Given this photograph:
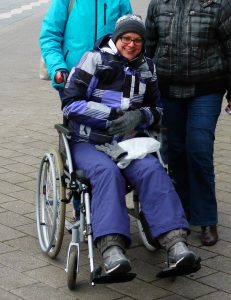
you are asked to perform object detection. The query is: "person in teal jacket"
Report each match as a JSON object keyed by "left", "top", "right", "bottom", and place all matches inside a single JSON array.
[{"left": 40, "top": 0, "right": 132, "bottom": 91}]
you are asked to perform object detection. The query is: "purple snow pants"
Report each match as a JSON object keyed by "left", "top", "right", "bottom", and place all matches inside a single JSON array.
[{"left": 70, "top": 142, "right": 189, "bottom": 243}]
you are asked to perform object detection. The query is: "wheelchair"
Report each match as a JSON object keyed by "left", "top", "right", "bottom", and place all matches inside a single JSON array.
[{"left": 35, "top": 122, "right": 194, "bottom": 290}]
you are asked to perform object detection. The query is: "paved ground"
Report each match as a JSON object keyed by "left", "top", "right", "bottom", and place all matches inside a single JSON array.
[{"left": 0, "top": 2, "right": 231, "bottom": 300}]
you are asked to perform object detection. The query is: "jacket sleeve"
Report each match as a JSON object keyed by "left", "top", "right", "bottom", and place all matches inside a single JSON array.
[
  {"left": 145, "top": 0, "right": 157, "bottom": 59},
  {"left": 40, "top": 0, "right": 70, "bottom": 81},
  {"left": 139, "top": 60, "right": 161, "bottom": 128},
  {"left": 217, "top": 0, "right": 231, "bottom": 100},
  {"left": 119, "top": 0, "right": 133, "bottom": 16},
  {"left": 62, "top": 52, "right": 117, "bottom": 130}
]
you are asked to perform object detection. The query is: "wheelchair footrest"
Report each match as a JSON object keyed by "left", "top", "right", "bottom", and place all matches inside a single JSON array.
[
  {"left": 156, "top": 257, "right": 201, "bottom": 278},
  {"left": 91, "top": 266, "right": 136, "bottom": 284}
]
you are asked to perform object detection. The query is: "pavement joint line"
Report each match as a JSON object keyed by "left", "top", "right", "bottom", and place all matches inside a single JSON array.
[{"left": 0, "top": 0, "right": 50, "bottom": 20}]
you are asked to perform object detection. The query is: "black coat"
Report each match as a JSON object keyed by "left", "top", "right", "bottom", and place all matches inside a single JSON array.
[{"left": 145, "top": 0, "right": 231, "bottom": 99}]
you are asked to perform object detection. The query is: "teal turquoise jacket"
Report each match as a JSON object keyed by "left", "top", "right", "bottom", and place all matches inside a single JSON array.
[{"left": 39, "top": 0, "right": 132, "bottom": 89}]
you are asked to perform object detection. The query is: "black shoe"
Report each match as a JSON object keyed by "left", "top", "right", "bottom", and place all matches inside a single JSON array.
[{"left": 201, "top": 225, "right": 218, "bottom": 246}]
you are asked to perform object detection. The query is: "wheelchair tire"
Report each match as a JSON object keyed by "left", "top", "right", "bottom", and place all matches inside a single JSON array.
[
  {"left": 36, "top": 149, "right": 66, "bottom": 257},
  {"left": 47, "top": 148, "right": 66, "bottom": 258},
  {"left": 137, "top": 219, "right": 156, "bottom": 252},
  {"left": 67, "top": 251, "right": 78, "bottom": 290}
]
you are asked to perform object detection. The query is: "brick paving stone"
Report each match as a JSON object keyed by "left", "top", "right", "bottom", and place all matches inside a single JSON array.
[
  {"left": 0, "top": 211, "right": 34, "bottom": 227},
  {"left": 0, "top": 181, "right": 24, "bottom": 194},
  {"left": 0, "top": 207, "right": 6, "bottom": 213},
  {"left": 5, "top": 236, "right": 42, "bottom": 255},
  {"left": 0, "top": 194, "right": 16, "bottom": 205},
  {"left": 24, "top": 265, "right": 68, "bottom": 288},
  {"left": 16, "top": 222, "right": 37, "bottom": 238},
  {"left": 9, "top": 189, "right": 35, "bottom": 204},
  {"left": 197, "top": 272, "right": 231, "bottom": 294},
  {"left": 216, "top": 181, "right": 230, "bottom": 193},
  {"left": 0, "top": 242, "right": 16, "bottom": 255},
  {"left": 11, "top": 283, "right": 76, "bottom": 300},
  {"left": 0, "top": 224, "right": 26, "bottom": 242},
  {"left": 0, "top": 166, "right": 8, "bottom": 174},
  {"left": 0, "top": 149, "right": 23, "bottom": 159},
  {"left": 1, "top": 200, "right": 35, "bottom": 215},
  {"left": 11, "top": 155, "right": 41, "bottom": 166},
  {"left": 109, "top": 278, "right": 171, "bottom": 300},
  {"left": 218, "top": 201, "right": 231, "bottom": 214},
  {"left": 0, "top": 288, "right": 22, "bottom": 300},
  {"left": 153, "top": 277, "right": 216, "bottom": 299},
  {"left": 196, "top": 291, "right": 231, "bottom": 299},
  {"left": 17, "top": 179, "right": 36, "bottom": 192},
  {"left": 201, "top": 240, "right": 231, "bottom": 258},
  {"left": 185, "top": 230, "right": 202, "bottom": 247},
  {"left": 24, "top": 212, "right": 36, "bottom": 221},
  {"left": 189, "top": 246, "right": 217, "bottom": 261},
  {"left": 216, "top": 165, "right": 231, "bottom": 174},
  {"left": 0, "top": 250, "right": 48, "bottom": 272},
  {"left": 132, "top": 259, "right": 162, "bottom": 282},
  {"left": 2, "top": 142, "right": 36, "bottom": 151},
  {"left": 216, "top": 172, "right": 231, "bottom": 183},
  {"left": 218, "top": 226, "right": 231, "bottom": 243},
  {"left": 202, "top": 255, "right": 231, "bottom": 275},
  {"left": 128, "top": 246, "right": 166, "bottom": 266},
  {"left": 0, "top": 171, "right": 32, "bottom": 184},
  {"left": 2, "top": 162, "right": 37, "bottom": 175},
  {"left": 219, "top": 213, "right": 231, "bottom": 228},
  {"left": 0, "top": 157, "right": 15, "bottom": 167},
  {"left": 60, "top": 283, "right": 124, "bottom": 300},
  {"left": 185, "top": 265, "right": 217, "bottom": 280},
  {"left": 158, "top": 296, "right": 188, "bottom": 300},
  {"left": 0, "top": 266, "right": 37, "bottom": 291}
]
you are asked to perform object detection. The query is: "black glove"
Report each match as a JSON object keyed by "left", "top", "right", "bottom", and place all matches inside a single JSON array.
[
  {"left": 95, "top": 141, "right": 128, "bottom": 162},
  {"left": 148, "top": 107, "right": 162, "bottom": 133},
  {"left": 108, "top": 110, "right": 143, "bottom": 135},
  {"left": 55, "top": 69, "right": 69, "bottom": 84}
]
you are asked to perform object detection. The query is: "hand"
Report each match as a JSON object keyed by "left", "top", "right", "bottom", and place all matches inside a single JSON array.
[
  {"left": 108, "top": 110, "right": 143, "bottom": 135},
  {"left": 95, "top": 141, "right": 128, "bottom": 162},
  {"left": 55, "top": 69, "right": 69, "bottom": 84},
  {"left": 225, "top": 100, "right": 231, "bottom": 115}
]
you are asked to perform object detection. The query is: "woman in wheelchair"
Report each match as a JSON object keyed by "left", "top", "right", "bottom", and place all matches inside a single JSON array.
[{"left": 61, "top": 15, "right": 201, "bottom": 276}]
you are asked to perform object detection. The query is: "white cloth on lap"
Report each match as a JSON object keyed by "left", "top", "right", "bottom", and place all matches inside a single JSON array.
[{"left": 117, "top": 137, "right": 160, "bottom": 169}]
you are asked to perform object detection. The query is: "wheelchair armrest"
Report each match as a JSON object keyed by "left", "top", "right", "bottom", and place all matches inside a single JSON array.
[{"left": 55, "top": 123, "right": 71, "bottom": 136}]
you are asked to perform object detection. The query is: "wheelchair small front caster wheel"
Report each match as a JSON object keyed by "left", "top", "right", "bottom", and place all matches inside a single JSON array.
[{"left": 67, "top": 251, "right": 78, "bottom": 290}]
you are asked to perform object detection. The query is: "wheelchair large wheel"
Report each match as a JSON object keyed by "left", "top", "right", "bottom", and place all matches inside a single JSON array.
[
  {"left": 36, "top": 148, "right": 66, "bottom": 258},
  {"left": 137, "top": 219, "right": 156, "bottom": 252},
  {"left": 67, "top": 251, "right": 78, "bottom": 290}
]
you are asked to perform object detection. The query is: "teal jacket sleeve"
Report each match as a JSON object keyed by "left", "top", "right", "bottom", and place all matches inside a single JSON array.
[
  {"left": 40, "top": 0, "right": 70, "bottom": 83},
  {"left": 120, "top": 0, "right": 132, "bottom": 15}
]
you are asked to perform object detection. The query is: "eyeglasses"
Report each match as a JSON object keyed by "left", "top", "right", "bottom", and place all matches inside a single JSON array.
[{"left": 120, "top": 36, "right": 143, "bottom": 45}]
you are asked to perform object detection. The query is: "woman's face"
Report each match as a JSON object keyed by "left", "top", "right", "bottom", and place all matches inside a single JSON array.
[{"left": 116, "top": 32, "right": 143, "bottom": 61}]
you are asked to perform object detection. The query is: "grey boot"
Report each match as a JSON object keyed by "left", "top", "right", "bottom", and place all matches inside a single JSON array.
[
  {"left": 97, "top": 234, "right": 131, "bottom": 274},
  {"left": 167, "top": 241, "right": 198, "bottom": 269},
  {"left": 103, "top": 245, "right": 131, "bottom": 274},
  {"left": 158, "top": 229, "right": 200, "bottom": 273}
]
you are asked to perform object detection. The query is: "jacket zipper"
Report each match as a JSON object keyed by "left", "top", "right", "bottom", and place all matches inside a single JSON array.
[
  {"left": 104, "top": 3, "right": 107, "bottom": 25},
  {"left": 176, "top": 2, "right": 184, "bottom": 74},
  {"left": 94, "top": 0, "right": 98, "bottom": 42}
]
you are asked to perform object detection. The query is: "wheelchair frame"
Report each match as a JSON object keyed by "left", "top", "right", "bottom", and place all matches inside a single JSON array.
[{"left": 36, "top": 123, "right": 166, "bottom": 290}]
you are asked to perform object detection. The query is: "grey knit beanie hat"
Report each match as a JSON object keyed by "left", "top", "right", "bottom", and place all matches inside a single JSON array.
[{"left": 112, "top": 14, "right": 145, "bottom": 44}]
